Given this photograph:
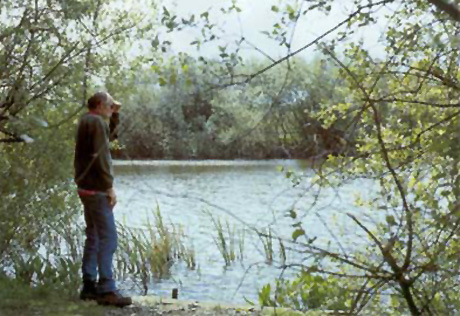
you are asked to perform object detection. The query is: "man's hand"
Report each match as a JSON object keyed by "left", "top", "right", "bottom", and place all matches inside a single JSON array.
[
  {"left": 112, "top": 101, "right": 121, "bottom": 113},
  {"left": 107, "top": 188, "right": 117, "bottom": 207}
]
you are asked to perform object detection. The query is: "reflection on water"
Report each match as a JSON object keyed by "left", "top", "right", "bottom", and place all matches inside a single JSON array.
[
  {"left": 114, "top": 159, "right": 313, "bottom": 175},
  {"left": 113, "top": 159, "right": 377, "bottom": 304}
]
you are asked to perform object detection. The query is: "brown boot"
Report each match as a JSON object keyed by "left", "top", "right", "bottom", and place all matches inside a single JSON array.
[
  {"left": 97, "top": 291, "right": 132, "bottom": 308},
  {"left": 80, "top": 280, "right": 98, "bottom": 301}
]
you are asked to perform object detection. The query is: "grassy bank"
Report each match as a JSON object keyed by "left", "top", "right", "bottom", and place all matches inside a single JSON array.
[
  {"left": 0, "top": 276, "right": 107, "bottom": 316},
  {"left": 0, "top": 276, "right": 326, "bottom": 316}
]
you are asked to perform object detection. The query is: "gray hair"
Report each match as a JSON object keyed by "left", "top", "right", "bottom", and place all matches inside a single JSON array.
[{"left": 87, "top": 92, "right": 114, "bottom": 109}]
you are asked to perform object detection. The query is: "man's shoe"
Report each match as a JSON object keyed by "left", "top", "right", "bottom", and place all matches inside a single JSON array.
[
  {"left": 97, "top": 291, "right": 132, "bottom": 308},
  {"left": 80, "top": 281, "right": 98, "bottom": 301}
]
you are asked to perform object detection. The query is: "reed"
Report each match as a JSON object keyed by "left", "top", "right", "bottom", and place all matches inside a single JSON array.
[
  {"left": 116, "top": 207, "right": 195, "bottom": 293},
  {"left": 238, "top": 228, "right": 245, "bottom": 261},
  {"left": 279, "top": 237, "right": 286, "bottom": 266},
  {"left": 259, "top": 228, "right": 274, "bottom": 265},
  {"left": 206, "top": 211, "right": 238, "bottom": 266},
  {"left": 6, "top": 213, "right": 85, "bottom": 295},
  {"left": 2, "top": 182, "right": 197, "bottom": 298}
]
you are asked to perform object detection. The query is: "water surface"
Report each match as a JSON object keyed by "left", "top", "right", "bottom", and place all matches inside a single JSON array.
[{"left": 113, "top": 160, "right": 378, "bottom": 304}]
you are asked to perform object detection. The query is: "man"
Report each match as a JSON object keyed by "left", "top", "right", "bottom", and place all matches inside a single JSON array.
[{"left": 74, "top": 91, "right": 131, "bottom": 307}]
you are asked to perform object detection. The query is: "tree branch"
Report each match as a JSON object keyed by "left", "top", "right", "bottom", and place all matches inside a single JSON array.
[
  {"left": 209, "top": 0, "right": 395, "bottom": 91},
  {"left": 427, "top": 0, "right": 460, "bottom": 23}
]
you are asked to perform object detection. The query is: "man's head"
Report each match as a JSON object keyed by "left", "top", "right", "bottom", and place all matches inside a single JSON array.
[{"left": 87, "top": 92, "right": 115, "bottom": 119}]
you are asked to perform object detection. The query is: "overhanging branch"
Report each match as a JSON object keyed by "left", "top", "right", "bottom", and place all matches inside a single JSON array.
[{"left": 427, "top": 0, "right": 460, "bottom": 22}]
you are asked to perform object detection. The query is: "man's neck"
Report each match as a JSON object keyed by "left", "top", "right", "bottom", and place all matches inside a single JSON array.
[{"left": 89, "top": 109, "right": 101, "bottom": 116}]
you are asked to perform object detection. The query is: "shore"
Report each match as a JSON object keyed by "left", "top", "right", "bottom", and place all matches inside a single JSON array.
[
  {"left": 101, "top": 295, "right": 335, "bottom": 316},
  {"left": 1, "top": 275, "right": 340, "bottom": 315}
]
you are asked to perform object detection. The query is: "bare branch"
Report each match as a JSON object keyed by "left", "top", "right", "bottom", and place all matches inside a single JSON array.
[
  {"left": 368, "top": 98, "right": 460, "bottom": 108},
  {"left": 209, "top": 0, "right": 395, "bottom": 91}
]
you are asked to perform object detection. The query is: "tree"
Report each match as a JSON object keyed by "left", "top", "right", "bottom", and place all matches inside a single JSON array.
[
  {"left": 235, "top": 1, "right": 460, "bottom": 314},
  {"left": 158, "top": 0, "right": 460, "bottom": 313},
  {"left": 0, "top": 0, "right": 157, "bottom": 290}
]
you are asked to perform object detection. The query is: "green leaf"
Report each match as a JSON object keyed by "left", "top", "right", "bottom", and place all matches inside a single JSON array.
[
  {"left": 386, "top": 215, "right": 397, "bottom": 226},
  {"left": 169, "top": 73, "right": 177, "bottom": 85},
  {"left": 292, "top": 228, "right": 305, "bottom": 242},
  {"left": 163, "top": 6, "right": 170, "bottom": 17},
  {"left": 261, "top": 30, "right": 271, "bottom": 37},
  {"left": 151, "top": 35, "right": 160, "bottom": 49},
  {"left": 243, "top": 296, "right": 255, "bottom": 306},
  {"left": 158, "top": 77, "right": 167, "bottom": 86}
]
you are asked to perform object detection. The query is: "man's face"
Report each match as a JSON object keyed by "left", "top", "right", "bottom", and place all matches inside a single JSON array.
[{"left": 96, "top": 101, "right": 114, "bottom": 119}]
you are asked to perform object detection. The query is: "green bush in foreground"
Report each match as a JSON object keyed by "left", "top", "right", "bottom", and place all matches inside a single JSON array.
[
  {"left": 259, "top": 271, "right": 351, "bottom": 312},
  {"left": 0, "top": 274, "right": 106, "bottom": 316}
]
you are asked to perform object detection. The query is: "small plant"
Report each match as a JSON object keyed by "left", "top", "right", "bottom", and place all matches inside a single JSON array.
[{"left": 259, "top": 271, "right": 352, "bottom": 312}]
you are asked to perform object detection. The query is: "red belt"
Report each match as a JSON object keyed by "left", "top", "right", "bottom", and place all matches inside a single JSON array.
[{"left": 77, "top": 188, "right": 98, "bottom": 197}]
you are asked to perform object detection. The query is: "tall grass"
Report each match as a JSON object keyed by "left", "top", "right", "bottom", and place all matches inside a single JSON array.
[
  {"left": 238, "top": 228, "right": 245, "bottom": 262},
  {"left": 259, "top": 228, "right": 274, "bottom": 265},
  {"left": 212, "top": 216, "right": 236, "bottom": 266},
  {"left": 2, "top": 197, "right": 195, "bottom": 297},
  {"left": 206, "top": 211, "right": 245, "bottom": 266},
  {"left": 278, "top": 237, "right": 286, "bottom": 266},
  {"left": 6, "top": 222, "right": 85, "bottom": 296},
  {"left": 258, "top": 229, "right": 287, "bottom": 265},
  {"left": 116, "top": 207, "right": 195, "bottom": 294}
]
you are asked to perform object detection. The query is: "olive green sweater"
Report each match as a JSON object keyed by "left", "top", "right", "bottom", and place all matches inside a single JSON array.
[{"left": 74, "top": 112, "right": 119, "bottom": 191}]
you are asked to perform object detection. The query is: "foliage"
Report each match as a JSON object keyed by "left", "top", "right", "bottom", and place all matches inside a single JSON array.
[
  {"left": 259, "top": 271, "right": 352, "bottom": 312},
  {"left": 117, "top": 56, "right": 349, "bottom": 159},
  {"left": 0, "top": 0, "right": 155, "bottom": 143},
  {"left": 0, "top": 169, "right": 84, "bottom": 295},
  {"left": 0, "top": 0, "right": 158, "bottom": 301},
  {"left": 250, "top": 0, "right": 460, "bottom": 314},
  {"left": 148, "top": 0, "right": 460, "bottom": 313}
]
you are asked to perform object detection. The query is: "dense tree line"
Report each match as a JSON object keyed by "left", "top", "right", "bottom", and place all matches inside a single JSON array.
[{"left": 116, "top": 57, "right": 351, "bottom": 159}]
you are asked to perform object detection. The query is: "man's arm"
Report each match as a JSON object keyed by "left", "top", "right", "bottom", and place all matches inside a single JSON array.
[
  {"left": 93, "top": 118, "right": 114, "bottom": 191},
  {"left": 109, "top": 112, "right": 120, "bottom": 142}
]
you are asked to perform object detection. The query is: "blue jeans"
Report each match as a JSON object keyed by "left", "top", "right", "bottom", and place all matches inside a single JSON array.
[{"left": 80, "top": 193, "right": 117, "bottom": 293}]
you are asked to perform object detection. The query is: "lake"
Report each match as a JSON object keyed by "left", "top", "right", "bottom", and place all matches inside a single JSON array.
[{"left": 113, "top": 160, "right": 378, "bottom": 304}]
